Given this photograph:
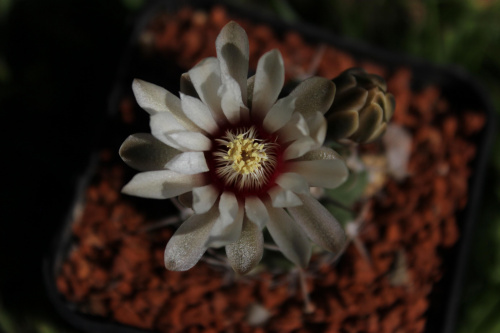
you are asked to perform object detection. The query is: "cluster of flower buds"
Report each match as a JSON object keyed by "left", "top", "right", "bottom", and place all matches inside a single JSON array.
[{"left": 327, "top": 68, "right": 395, "bottom": 143}]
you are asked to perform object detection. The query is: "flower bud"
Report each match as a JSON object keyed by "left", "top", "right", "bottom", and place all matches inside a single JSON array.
[{"left": 327, "top": 68, "right": 395, "bottom": 143}]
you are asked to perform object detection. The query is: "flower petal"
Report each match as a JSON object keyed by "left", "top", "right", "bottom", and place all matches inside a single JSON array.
[
  {"left": 268, "top": 186, "right": 303, "bottom": 208},
  {"left": 364, "top": 122, "right": 387, "bottom": 143},
  {"left": 218, "top": 76, "right": 249, "bottom": 125},
  {"left": 289, "top": 76, "right": 336, "bottom": 117},
  {"left": 282, "top": 136, "right": 316, "bottom": 160},
  {"left": 276, "top": 112, "right": 309, "bottom": 143},
  {"left": 150, "top": 111, "right": 211, "bottom": 151},
  {"left": 164, "top": 130, "right": 212, "bottom": 152},
  {"left": 122, "top": 170, "right": 206, "bottom": 199},
  {"left": 119, "top": 133, "right": 181, "bottom": 171},
  {"left": 245, "top": 196, "right": 269, "bottom": 230},
  {"left": 305, "top": 111, "right": 327, "bottom": 148},
  {"left": 164, "top": 205, "right": 219, "bottom": 271},
  {"left": 287, "top": 194, "right": 346, "bottom": 254},
  {"left": 251, "top": 49, "right": 284, "bottom": 120},
  {"left": 351, "top": 103, "right": 384, "bottom": 143},
  {"left": 216, "top": 21, "right": 249, "bottom": 105},
  {"left": 326, "top": 110, "right": 359, "bottom": 140},
  {"left": 264, "top": 202, "right": 311, "bottom": 268},
  {"left": 132, "top": 79, "right": 199, "bottom": 131},
  {"left": 329, "top": 86, "right": 368, "bottom": 113},
  {"left": 262, "top": 95, "right": 296, "bottom": 133},
  {"left": 274, "top": 173, "right": 310, "bottom": 195},
  {"left": 384, "top": 93, "right": 396, "bottom": 121},
  {"left": 246, "top": 75, "right": 255, "bottom": 109},
  {"left": 178, "top": 191, "right": 193, "bottom": 208},
  {"left": 192, "top": 184, "right": 220, "bottom": 214},
  {"left": 226, "top": 217, "right": 264, "bottom": 275},
  {"left": 165, "top": 151, "right": 209, "bottom": 175},
  {"left": 288, "top": 147, "right": 349, "bottom": 189},
  {"left": 180, "top": 73, "right": 198, "bottom": 98},
  {"left": 295, "top": 146, "right": 344, "bottom": 161},
  {"left": 150, "top": 110, "right": 184, "bottom": 137},
  {"left": 180, "top": 92, "right": 219, "bottom": 134},
  {"left": 206, "top": 192, "right": 244, "bottom": 247},
  {"left": 187, "top": 57, "right": 226, "bottom": 125}
]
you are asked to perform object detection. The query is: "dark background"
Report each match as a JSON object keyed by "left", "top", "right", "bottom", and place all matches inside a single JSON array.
[
  {"left": 1, "top": 1, "right": 134, "bottom": 331},
  {"left": 1, "top": 0, "right": 499, "bottom": 332}
]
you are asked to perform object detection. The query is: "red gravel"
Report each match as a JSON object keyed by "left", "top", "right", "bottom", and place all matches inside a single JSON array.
[{"left": 56, "top": 6, "right": 486, "bottom": 333}]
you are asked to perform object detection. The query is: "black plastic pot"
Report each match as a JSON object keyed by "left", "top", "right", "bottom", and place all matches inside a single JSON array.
[{"left": 43, "top": 1, "right": 496, "bottom": 332}]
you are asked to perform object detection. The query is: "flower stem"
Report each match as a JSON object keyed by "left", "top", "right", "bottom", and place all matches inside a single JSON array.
[
  {"left": 140, "top": 215, "right": 182, "bottom": 232},
  {"left": 200, "top": 257, "right": 229, "bottom": 268},
  {"left": 263, "top": 243, "right": 281, "bottom": 251},
  {"left": 298, "top": 268, "right": 315, "bottom": 314}
]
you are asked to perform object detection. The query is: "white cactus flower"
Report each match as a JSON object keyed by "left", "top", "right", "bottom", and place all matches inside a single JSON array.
[{"left": 119, "top": 21, "right": 348, "bottom": 274}]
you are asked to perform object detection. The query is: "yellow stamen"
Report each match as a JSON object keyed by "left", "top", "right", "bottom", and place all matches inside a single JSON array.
[
  {"left": 224, "top": 134, "right": 268, "bottom": 175},
  {"left": 214, "top": 127, "right": 277, "bottom": 190}
]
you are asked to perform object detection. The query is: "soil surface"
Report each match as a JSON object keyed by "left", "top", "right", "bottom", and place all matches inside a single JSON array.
[{"left": 55, "top": 6, "right": 486, "bottom": 333}]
